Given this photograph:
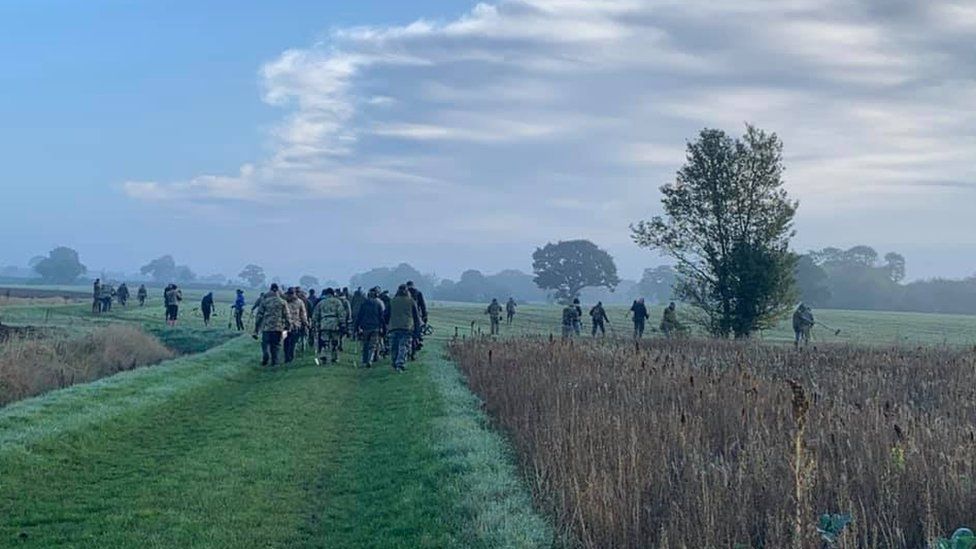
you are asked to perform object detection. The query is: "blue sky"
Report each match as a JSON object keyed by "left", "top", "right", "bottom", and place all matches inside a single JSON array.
[{"left": 2, "top": 1, "right": 975, "bottom": 283}]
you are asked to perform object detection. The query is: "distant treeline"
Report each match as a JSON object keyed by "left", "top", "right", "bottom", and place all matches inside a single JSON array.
[
  {"left": 797, "top": 245, "right": 976, "bottom": 315},
  {"left": 346, "top": 263, "right": 677, "bottom": 306}
]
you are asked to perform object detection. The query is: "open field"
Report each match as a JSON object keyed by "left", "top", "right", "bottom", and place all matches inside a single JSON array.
[{"left": 431, "top": 301, "right": 976, "bottom": 347}]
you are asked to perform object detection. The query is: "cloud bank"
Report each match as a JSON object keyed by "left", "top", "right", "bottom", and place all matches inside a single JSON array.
[{"left": 124, "top": 0, "right": 976, "bottom": 256}]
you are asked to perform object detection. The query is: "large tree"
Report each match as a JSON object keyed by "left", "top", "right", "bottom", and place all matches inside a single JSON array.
[
  {"left": 299, "top": 275, "right": 320, "bottom": 288},
  {"left": 632, "top": 125, "right": 798, "bottom": 338},
  {"left": 140, "top": 255, "right": 177, "bottom": 282},
  {"left": 239, "top": 264, "right": 267, "bottom": 288},
  {"left": 33, "top": 246, "right": 87, "bottom": 284},
  {"left": 637, "top": 265, "right": 678, "bottom": 304},
  {"left": 532, "top": 240, "right": 620, "bottom": 303},
  {"left": 349, "top": 263, "right": 435, "bottom": 293},
  {"left": 140, "top": 255, "right": 196, "bottom": 283}
]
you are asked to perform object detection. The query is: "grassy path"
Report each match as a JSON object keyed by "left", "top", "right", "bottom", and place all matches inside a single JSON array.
[{"left": 0, "top": 331, "right": 550, "bottom": 548}]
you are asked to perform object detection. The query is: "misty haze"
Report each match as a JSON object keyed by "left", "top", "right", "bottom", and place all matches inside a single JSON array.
[{"left": 2, "top": 1, "right": 975, "bottom": 548}]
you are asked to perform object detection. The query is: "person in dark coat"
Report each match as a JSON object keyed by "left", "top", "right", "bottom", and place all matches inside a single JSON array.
[
  {"left": 354, "top": 288, "right": 385, "bottom": 368},
  {"left": 630, "top": 298, "right": 650, "bottom": 339},
  {"left": 201, "top": 292, "right": 215, "bottom": 327}
]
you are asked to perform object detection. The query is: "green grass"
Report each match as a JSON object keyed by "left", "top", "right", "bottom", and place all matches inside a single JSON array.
[
  {"left": 4, "top": 296, "right": 971, "bottom": 547},
  {"left": 0, "top": 300, "right": 239, "bottom": 354},
  {"left": 0, "top": 306, "right": 553, "bottom": 548},
  {"left": 430, "top": 301, "right": 976, "bottom": 347}
]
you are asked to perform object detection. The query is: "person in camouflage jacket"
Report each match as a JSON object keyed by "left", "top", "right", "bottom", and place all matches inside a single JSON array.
[
  {"left": 283, "top": 288, "right": 309, "bottom": 364},
  {"left": 253, "top": 284, "right": 290, "bottom": 367},
  {"left": 312, "top": 288, "right": 345, "bottom": 364}
]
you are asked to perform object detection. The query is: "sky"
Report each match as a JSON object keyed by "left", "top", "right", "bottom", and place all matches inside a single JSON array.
[{"left": 2, "top": 0, "right": 974, "bottom": 283}]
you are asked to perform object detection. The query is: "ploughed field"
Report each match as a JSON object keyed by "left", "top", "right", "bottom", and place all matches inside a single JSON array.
[{"left": 451, "top": 336, "right": 976, "bottom": 548}]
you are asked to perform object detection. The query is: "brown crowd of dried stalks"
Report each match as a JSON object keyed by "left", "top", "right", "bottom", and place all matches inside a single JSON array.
[
  {"left": 0, "top": 325, "right": 173, "bottom": 406},
  {"left": 450, "top": 337, "right": 976, "bottom": 548}
]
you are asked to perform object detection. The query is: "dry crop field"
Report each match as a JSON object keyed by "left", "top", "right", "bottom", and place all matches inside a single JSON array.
[{"left": 451, "top": 337, "right": 976, "bottom": 548}]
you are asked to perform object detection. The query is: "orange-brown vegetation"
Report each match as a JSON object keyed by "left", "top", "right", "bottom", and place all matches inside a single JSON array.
[{"left": 451, "top": 337, "right": 976, "bottom": 548}]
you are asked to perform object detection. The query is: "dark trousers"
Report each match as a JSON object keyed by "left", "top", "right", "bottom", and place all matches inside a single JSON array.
[
  {"left": 634, "top": 320, "right": 646, "bottom": 339},
  {"left": 284, "top": 330, "right": 302, "bottom": 363},
  {"left": 234, "top": 309, "right": 245, "bottom": 331},
  {"left": 261, "top": 331, "right": 283, "bottom": 366},
  {"left": 361, "top": 330, "right": 381, "bottom": 366},
  {"left": 203, "top": 309, "right": 212, "bottom": 326},
  {"left": 592, "top": 319, "right": 605, "bottom": 336},
  {"left": 390, "top": 329, "right": 411, "bottom": 370},
  {"left": 490, "top": 317, "right": 501, "bottom": 335}
]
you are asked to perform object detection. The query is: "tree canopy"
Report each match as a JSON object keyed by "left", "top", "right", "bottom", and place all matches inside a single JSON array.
[
  {"left": 632, "top": 125, "right": 798, "bottom": 338},
  {"left": 140, "top": 255, "right": 196, "bottom": 283},
  {"left": 239, "top": 265, "right": 267, "bottom": 288},
  {"left": 532, "top": 240, "right": 620, "bottom": 303},
  {"left": 349, "top": 263, "right": 435, "bottom": 294},
  {"left": 33, "top": 247, "right": 87, "bottom": 284}
]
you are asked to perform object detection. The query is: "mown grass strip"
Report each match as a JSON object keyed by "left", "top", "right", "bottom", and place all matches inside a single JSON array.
[{"left": 424, "top": 340, "right": 554, "bottom": 548}]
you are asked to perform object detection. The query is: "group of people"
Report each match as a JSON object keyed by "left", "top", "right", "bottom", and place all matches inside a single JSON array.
[
  {"left": 250, "top": 281, "right": 429, "bottom": 372},
  {"left": 484, "top": 297, "right": 517, "bottom": 335},
  {"left": 556, "top": 298, "right": 683, "bottom": 339},
  {"left": 92, "top": 279, "right": 148, "bottom": 313}
]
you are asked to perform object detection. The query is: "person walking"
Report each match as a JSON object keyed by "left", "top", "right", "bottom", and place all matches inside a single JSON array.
[
  {"left": 283, "top": 288, "right": 309, "bottom": 364},
  {"left": 485, "top": 298, "right": 503, "bottom": 335},
  {"left": 99, "top": 283, "right": 115, "bottom": 313},
  {"left": 232, "top": 289, "right": 246, "bottom": 331},
  {"left": 164, "top": 284, "right": 183, "bottom": 327},
  {"left": 350, "top": 287, "right": 365, "bottom": 340},
  {"left": 561, "top": 302, "right": 580, "bottom": 339},
  {"left": 572, "top": 298, "right": 583, "bottom": 336},
  {"left": 338, "top": 288, "right": 352, "bottom": 351},
  {"left": 406, "top": 281, "right": 428, "bottom": 355},
  {"left": 660, "top": 302, "right": 680, "bottom": 338},
  {"left": 353, "top": 288, "right": 385, "bottom": 368},
  {"left": 792, "top": 303, "right": 815, "bottom": 349},
  {"left": 137, "top": 284, "right": 148, "bottom": 307},
  {"left": 589, "top": 301, "right": 609, "bottom": 337},
  {"left": 117, "top": 283, "right": 130, "bottom": 307},
  {"left": 201, "top": 292, "right": 215, "bottom": 327},
  {"left": 630, "top": 298, "right": 650, "bottom": 339},
  {"left": 505, "top": 297, "right": 517, "bottom": 325},
  {"left": 92, "top": 278, "right": 102, "bottom": 314},
  {"left": 312, "top": 288, "right": 345, "bottom": 365},
  {"left": 388, "top": 285, "right": 421, "bottom": 372},
  {"left": 253, "top": 284, "right": 289, "bottom": 368}
]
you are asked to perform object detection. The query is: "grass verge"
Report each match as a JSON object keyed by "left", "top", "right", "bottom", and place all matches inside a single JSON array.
[{"left": 425, "top": 340, "right": 554, "bottom": 548}]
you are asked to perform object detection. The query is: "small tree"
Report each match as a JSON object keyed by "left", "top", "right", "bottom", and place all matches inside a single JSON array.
[
  {"left": 239, "top": 264, "right": 267, "bottom": 288},
  {"left": 632, "top": 125, "right": 798, "bottom": 338},
  {"left": 299, "top": 275, "right": 320, "bottom": 288},
  {"left": 532, "top": 240, "right": 620, "bottom": 303},
  {"left": 34, "top": 247, "right": 87, "bottom": 284}
]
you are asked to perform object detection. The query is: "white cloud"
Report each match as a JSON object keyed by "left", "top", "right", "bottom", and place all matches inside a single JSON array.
[{"left": 123, "top": 0, "right": 976, "bottom": 258}]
